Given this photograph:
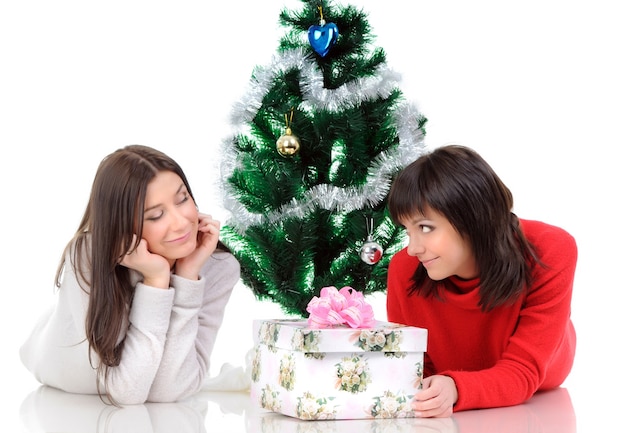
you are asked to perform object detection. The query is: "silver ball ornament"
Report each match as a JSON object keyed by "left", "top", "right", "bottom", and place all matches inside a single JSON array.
[{"left": 360, "top": 236, "right": 383, "bottom": 265}]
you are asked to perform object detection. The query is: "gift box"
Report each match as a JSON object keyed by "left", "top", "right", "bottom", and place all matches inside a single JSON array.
[{"left": 250, "top": 319, "right": 428, "bottom": 420}]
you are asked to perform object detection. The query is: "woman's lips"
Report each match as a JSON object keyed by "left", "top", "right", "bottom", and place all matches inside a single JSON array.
[
  {"left": 420, "top": 257, "right": 437, "bottom": 267},
  {"left": 168, "top": 231, "right": 191, "bottom": 244}
]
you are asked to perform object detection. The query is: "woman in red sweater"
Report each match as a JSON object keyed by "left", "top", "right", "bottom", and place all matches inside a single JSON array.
[{"left": 386, "top": 145, "right": 577, "bottom": 417}]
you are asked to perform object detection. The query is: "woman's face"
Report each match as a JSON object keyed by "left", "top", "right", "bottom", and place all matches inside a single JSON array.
[
  {"left": 400, "top": 206, "right": 478, "bottom": 280},
  {"left": 140, "top": 171, "right": 199, "bottom": 264}
]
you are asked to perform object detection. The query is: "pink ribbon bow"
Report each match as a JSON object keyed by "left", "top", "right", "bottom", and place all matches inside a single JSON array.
[{"left": 306, "top": 286, "right": 376, "bottom": 329}]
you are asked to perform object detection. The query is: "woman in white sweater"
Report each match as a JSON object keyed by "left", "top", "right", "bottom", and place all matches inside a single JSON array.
[{"left": 20, "top": 145, "right": 240, "bottom": 405}]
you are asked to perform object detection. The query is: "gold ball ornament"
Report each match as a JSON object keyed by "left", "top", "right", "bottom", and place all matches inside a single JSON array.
[{"left": 276, "top": 128, "right": 300, "bottom": 157}]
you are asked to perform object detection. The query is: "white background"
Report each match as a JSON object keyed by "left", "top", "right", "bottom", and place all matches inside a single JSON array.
[{"left": 1, "top": 1, "right": 624, "bottom": 431}]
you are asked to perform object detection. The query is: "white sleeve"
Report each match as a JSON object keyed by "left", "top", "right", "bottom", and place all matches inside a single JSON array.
[
  {"left": 146, "top": 251, "right": 240, "bottom": 402},
  {"left": 103, "top": 282, "right": 176, "bottom": 404}
]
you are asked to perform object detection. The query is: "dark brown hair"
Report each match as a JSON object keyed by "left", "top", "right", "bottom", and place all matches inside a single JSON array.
[
  {"left": 55, "top": 145, "right": 194, "bottom": 403},
  {"left": 388, "top": 145, "right": 541, "bottom": 311}
]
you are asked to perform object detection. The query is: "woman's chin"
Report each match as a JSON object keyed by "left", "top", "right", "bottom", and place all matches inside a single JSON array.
[{"left": 164, "top": 241, "right": 198, "bottom": 262}]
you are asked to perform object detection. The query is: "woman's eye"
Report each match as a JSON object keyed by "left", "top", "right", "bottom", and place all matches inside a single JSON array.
[
  {"left": 421, "top": 225, "right": 433, "bottom": 233},
  {"left": 178, "top": 192, "right": 190, "bottom": 205},
  {"left": 146, "top": 212, "right": 163, "bottom": 221}
]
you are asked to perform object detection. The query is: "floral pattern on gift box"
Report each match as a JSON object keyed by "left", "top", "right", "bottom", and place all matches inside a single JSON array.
[
  {"left": 368, "top": 390, "right": 415, "bottom": 418},
  {"left": 292, "top": 328, "right": 325, "bottom": 359},
  {"left": 296, "top": 391, "right": 337, "bottom": 420},
  {"left": 260, "top": 384, "right": 281, "bottom": 412},
  {"left": 251, "top": 346, "right": 262, "bottom": 382},
  {"left": 259, "top": 321, "right": 281, "bottom": 353},
  {"left": 335, "top": 354, "right": 370, "bottom": 393},
  {"left": 279, "top": 353, "right": 296, "bottom": 390},
  {"left": 354, "top": 328, "right": 405, "bottom": 359}
]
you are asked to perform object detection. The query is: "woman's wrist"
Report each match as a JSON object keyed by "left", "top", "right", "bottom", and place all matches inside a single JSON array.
[
  {"left": 143, "top": 275, "right": 171, "bottom": 289},
  {"left": 172, "top": 268, "right": 199, "bottom": 281}
]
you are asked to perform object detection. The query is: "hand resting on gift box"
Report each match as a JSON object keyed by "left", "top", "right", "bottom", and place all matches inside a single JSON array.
[{"left": 411, "top": 375, "right": 458, "bottom": 418}]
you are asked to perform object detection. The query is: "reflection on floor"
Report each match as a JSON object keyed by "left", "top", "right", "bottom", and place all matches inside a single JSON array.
[{"left": 20, "top": 385, "right": 575, "bottom": 433}]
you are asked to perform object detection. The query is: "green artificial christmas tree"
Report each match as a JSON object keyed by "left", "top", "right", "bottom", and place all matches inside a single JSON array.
[{"left": 219, "top": 0, "right": 427, "bottom": 317}]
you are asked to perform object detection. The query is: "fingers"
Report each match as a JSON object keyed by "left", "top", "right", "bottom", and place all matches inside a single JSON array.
[
  {"left": 119, "top": 238, "right": 147, "bottom": 267},
  {"left": 198, "top": 213, "right": 213, "bottom": 224},
  {"left": 198, "top": 226, "right": 220, "bottom": 251},
  {"left": 411, "top": 375, "right": 457, "bottom": 418},
  {"left": 206, "top": 219, "right": 221, "bottom": 232},
  {"left": 198, "top": 213, "right": 221, "bottom": 233},
  {"left": 412, "top": 395, "right": 453, "bottom": 418}
]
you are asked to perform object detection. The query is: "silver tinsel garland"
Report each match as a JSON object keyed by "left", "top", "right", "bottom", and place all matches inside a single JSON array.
[{"left": 220, "top": 48, "right": 426, "bottom": 234}]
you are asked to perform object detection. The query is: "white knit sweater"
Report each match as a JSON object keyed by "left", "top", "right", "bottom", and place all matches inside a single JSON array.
[{"left": 20, "top": 248, "right": 240, "bottom": 404}]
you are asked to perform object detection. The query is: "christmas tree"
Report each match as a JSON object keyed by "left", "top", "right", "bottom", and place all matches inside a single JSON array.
[{"left": 219, "top": 0, "right": 427, "bottom": 317}]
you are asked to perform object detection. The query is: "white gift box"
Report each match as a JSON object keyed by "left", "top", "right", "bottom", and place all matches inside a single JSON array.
[{"left": 250, "top": 319, "right": 428, "bottom": 420}]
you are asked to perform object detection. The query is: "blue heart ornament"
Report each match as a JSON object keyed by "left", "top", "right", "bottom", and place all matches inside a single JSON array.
[{"left": 308, "top": 22, "right": 338, "bottom": 57}]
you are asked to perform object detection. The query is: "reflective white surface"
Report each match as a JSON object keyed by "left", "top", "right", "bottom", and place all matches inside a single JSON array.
[{"left": 18, "top": 385, "right": 576, "bottom": 433}]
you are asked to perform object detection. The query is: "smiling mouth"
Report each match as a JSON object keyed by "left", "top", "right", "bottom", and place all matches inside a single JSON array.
[
  {"left": 169, "top": 232, "right": 191, "bottom": 243},
  {"left": 421, "top": 257, "right": 437, "bottom": 266}
]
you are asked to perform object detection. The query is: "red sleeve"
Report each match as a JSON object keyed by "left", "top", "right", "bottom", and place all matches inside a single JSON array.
[
  {"left": 447, "top": 222, "right": 577, "bottom": 411},
  {"left": 386, "top": 248, "right": 436, "bottom": 377},
  {"left": 386, "top": 247, "right": 416, "bottom": 324},
  {"left": 386, "top": 248, "right": 407, "bottom": 323}
]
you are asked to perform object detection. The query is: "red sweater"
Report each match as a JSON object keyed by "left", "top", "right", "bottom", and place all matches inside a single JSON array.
[{"left": 386, "top": 219, "right": 577, "bottom": 412}]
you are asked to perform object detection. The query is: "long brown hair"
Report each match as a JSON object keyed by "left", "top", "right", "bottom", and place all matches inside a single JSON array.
[
  {"left": 388, "top": 145, "right": 542, "bottom": 311},
  {"left": 55, "top": 144, "right": 195, "bottom": 403}
]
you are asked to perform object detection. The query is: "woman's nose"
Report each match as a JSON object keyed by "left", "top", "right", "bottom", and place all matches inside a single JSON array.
[
  {"left": 406, "top": 237, "right": 425, "bottom": 257},
  {"left": 170, "top": 208, "right": 188, "bottom": 229}
]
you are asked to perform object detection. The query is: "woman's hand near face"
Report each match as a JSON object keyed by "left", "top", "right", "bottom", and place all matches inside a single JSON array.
[
  {"left": 120, "top": 236, "right": 171, "bottom": 289},
  {"left": 173, "top": 213, "right": 221, "bottom": 281}
]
